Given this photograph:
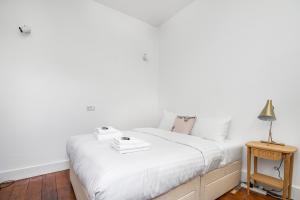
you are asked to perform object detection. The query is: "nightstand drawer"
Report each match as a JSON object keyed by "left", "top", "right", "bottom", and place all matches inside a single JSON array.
[{"left": 252, "top": 148, "right": 282, "bottom": 160}]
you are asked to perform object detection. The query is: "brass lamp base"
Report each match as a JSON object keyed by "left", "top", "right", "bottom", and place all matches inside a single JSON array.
[
  {"left": 260, "top": 140, "right": 285, "bottom": 146},
  {"left": 260, "top": 121, "right": 285, "bottom": 146}
]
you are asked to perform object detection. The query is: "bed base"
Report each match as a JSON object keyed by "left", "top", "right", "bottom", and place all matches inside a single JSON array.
[{"left": 70, "top": 160, "right": 241, "bottom": 200}]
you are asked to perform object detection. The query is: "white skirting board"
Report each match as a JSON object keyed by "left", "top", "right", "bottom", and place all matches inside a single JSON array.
[
  {"left": 0, "top": 160, "right": 69, "bottom": 182},
  {"left": 241, "top": 169, "right": 300, "bottom": 199}
]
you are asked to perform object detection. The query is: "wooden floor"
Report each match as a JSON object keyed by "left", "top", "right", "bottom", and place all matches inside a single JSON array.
[
  {"left": 0, "top": 170, "right": 75, "bottom": 200},
  {"left": 218, "top": 188, "right": 276, "bottom": 200},
  {"left": 0, "top": 170, "right": 276, "bottom": 200}
]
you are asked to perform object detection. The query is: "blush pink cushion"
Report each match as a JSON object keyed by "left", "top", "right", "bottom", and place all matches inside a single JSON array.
[{"left": 171, "top": 116, "right": 196, "bottom": 134}]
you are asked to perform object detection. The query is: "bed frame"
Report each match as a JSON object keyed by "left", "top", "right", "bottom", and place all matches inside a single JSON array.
[{"left": 70, "top": 160, "right": 241, "bottom": 200}]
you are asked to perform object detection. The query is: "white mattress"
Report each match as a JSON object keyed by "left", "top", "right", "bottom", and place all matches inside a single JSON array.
[{"left": 67, "top": 128, "right": 241, "bottom": 200}]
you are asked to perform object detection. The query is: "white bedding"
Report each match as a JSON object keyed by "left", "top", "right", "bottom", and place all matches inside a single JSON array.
[
  {"left": 217, "top": 140, "right": 243, "bottom": 167},
  {"left": 67, "top": 128, "right": 238, "bottom": 200}
]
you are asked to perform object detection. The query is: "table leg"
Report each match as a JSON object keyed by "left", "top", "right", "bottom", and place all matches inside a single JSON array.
[
  {"left": 283, "top": 154, "right": 291, "bottom": 200},
  {"left": 254, "top": 156, "right": 257, "bottom": 187},
  {"left": 247, "top": 147, "right": 251, "bottom": 195},
  {"left": 288, "top": 154, "right": 294, "bottom": 200}
]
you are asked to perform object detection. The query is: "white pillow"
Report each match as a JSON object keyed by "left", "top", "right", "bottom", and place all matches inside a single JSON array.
[
  {"left": 191, "top": 117, "right": 231, "bottom": 142},
  {"left": 158, "top": 110, "right": 177, "bottom": 131}
]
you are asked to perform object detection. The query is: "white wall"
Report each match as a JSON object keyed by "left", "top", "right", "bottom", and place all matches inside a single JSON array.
[
  {"left": 159, "top": 0, "right": 300, "bottom": 192},
  {"left": 0, "top": 0, "right": 159, "bottom": 179}
]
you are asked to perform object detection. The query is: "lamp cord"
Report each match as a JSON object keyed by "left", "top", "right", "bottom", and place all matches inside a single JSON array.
[{"left": 275, "top": 159, "right": 284, "bottom": 180}]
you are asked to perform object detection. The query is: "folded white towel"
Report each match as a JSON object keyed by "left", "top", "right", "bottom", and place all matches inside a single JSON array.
[
  {"left": 111, "top": 136, "right": 150, "bottom": 154},
  {"left": 112, "top": 144, "right": 150, "bottom": 154},
  {"left": 96, "top": 126, "right": 120, "bottom": 135},
  {"left": 113, "top": 137, "right": 144, "bottom": 145},
  {"left": 112, "top": 141, "right": 150, "bottom": 151}
]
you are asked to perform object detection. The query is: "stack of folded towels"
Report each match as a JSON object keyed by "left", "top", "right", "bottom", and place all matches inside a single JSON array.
[
  {"left": 112, "top": 137, "right": 150, "bottom": 154},
  {"left": 95, "top": 126, "right": 122, "bottom": 141}
]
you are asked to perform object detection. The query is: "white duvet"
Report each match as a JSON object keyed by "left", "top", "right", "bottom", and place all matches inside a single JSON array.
[{"left": 66, "top": 128, "right": 224, "bottom": 200}]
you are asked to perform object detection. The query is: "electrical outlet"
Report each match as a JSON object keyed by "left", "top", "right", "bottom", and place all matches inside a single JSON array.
[{"left": 86, "top": 106, "right": 95, "bottom": 111}]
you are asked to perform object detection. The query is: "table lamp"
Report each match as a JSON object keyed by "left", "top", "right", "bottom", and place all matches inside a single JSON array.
[{"left": 258, "top": 100, "right": 284, "bottom": 146}]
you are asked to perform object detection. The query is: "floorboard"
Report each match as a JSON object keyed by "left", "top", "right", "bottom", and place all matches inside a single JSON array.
[
  {"left": 218, "top": 188, "right": 276, "bottom": 200},
  {"left": 0, "top": 181, "right": 15, "bottom": 200},
  {"left": 9, "top": 179, "right": 29, "bottom": 200},
  {"left": 26, "top": 176, "right": 43, "bottom": 200},
  {"left": 56, "top": 171, "right": 76, "bottom": 200},
  {"left": 42, "top": 173, "right": 58, "bottom": 200},
  {"left": 0, "top": 170, "right": 277, "bottom": 200}
]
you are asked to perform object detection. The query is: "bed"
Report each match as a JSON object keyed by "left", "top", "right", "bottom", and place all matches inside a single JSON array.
[{"left": 67, "top": 128, "right": 242, "bottom": 200}]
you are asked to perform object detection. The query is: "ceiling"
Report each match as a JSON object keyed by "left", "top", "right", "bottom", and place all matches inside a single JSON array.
[{"left": 95, "top": 0, "right": 195, "bottom": 27}]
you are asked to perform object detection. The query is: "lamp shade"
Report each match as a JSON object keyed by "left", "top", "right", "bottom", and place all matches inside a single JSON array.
[{"left": 258, "top": 100, "right": 276, "bottom": 121}]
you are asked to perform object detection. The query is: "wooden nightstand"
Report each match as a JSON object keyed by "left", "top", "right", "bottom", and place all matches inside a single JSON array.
[{"left": 246, "top": 141, "right": 297, "bottom": 200}]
